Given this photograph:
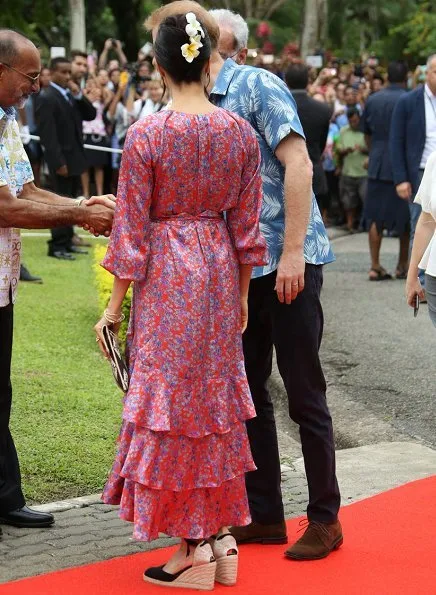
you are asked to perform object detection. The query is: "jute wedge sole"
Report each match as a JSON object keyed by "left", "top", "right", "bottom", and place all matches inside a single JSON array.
[
  {"left": 143, "top": 561, "right": 217, "bottom": 591},
  {"left": 215, "top": 556, "right": 238, "bottom": 586},
  {"left": 212, "top": 533, "right": 239, "bottom": 586}
]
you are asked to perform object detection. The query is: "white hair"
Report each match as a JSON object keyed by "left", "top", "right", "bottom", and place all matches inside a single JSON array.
[
  {"left": 427, "top": 54, "right": 436, "bottom": 68},
  {"left": 209, "top": 9, "right": 249, "bottom": 50}
]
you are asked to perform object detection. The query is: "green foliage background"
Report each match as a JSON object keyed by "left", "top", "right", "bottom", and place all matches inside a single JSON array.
[{"left": 1, "top": 0, "right": 435, "bottom": 67}]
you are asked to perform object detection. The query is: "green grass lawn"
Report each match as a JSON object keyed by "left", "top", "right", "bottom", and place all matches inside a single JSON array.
[{"left": 11, "top": 234, "right": 123, "bottom": 504}]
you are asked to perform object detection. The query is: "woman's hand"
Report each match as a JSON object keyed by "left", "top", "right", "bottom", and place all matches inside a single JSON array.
[
  {"left": 94, "top": 315, "right": 121, "bottom": 359},
  {"left": 241, "top": 297, "right": 248, "bottom": 333},
  {"left": 405, "top": 274, "right": 425, "bottom": 308}
]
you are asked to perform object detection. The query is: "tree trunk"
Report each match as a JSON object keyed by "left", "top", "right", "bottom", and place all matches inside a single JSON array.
[
  {"left": 69, "top": 0, "right": 86, "bottom": 51},
  {"left": 300, "top": 0, "right": 327, "bottom": 59},
  {"left": 108, "top": 0, "right": 142, "bottom": 62}
]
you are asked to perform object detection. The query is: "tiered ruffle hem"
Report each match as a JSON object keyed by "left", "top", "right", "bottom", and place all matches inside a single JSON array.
[{"left": 102, "top": 369, "right": 256, "bottom": 541}]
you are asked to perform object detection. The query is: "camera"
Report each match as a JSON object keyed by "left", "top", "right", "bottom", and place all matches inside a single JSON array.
[
  {"left": 125, "top": 62, "right": 152, "bottom": 90},
  {"left": 111, "top": 39, "right": 117, "bottom": 48}
]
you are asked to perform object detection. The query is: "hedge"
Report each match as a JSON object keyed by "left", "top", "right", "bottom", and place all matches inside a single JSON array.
[{"left": 93, "top": 244, "right": 132, "bottom": 347}]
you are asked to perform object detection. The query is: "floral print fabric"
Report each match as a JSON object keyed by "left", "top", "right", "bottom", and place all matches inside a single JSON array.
[
  {"left": 102, "top": 109, "right": 268, "bottom": 540},
  {"left": 0, "top": 107, "right": 34, "bottom": 307},
  {"left": 210, "top": 59, "right": 335, "bottom": 278}
]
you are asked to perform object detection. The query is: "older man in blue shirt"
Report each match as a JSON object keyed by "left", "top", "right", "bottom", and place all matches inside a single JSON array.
[{"left": 146, "top": 2, "right": 341, "bottom": 561}]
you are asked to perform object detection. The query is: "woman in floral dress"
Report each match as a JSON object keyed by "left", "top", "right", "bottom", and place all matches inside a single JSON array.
[{"left": 94, "top": 13, "right": 267, "bottom": 591}]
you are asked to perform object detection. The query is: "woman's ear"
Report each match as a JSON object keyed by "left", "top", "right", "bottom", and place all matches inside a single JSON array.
[{"left": 156, "top": 64, "right": 166, "bottom": 83}]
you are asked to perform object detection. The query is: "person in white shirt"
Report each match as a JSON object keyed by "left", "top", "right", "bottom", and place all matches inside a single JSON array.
[
  {"left": 391, "top": 55, "right": 436, "bottom": 290},
  {"left": 132, "top": 79, "right": 164, "bottom": 122},
  {"left": 406, "top": 151, "right": 436, "bottom": 325}
]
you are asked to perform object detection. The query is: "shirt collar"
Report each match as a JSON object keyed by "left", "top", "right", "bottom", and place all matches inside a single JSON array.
[
  {"left": 0, "top": 106, "right": 16, "bottom": 141},
  {"left": 425, "top": 84, "right": 436, "bottom": 100},
  {"left": 50, "top": 81, "right": 69, "bottom": 98},
  {"left": 211, "top": 59, "right": 239, "bottom": 97},
  {"left": 0, "top": 106, "right": 16, "bottom": 121}
]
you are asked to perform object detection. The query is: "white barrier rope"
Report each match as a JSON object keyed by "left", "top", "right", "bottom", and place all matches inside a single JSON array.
[{"left": 21, "top": 133, "right": 124, "bottom": 155}]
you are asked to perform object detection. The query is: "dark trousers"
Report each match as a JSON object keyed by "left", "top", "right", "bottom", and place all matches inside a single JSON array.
[
  {"left": 243, "top": 265, "right": 340, "bottom": 524},
  {"left": 0, "top": 301, "right": 25, "bottom": 514},
  {"left": 48, "top": 174, "right": 81, "bottom": 254}
]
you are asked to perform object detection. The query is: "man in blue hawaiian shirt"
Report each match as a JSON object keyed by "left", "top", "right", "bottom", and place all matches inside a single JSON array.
[{"left": 146, "top": 2, "right": 342, "bottom": 561}]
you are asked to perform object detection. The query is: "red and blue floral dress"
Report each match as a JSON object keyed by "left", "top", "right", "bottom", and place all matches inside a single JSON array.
[{"left": 101, "top": 108, "right": 268, "bottom": 541}]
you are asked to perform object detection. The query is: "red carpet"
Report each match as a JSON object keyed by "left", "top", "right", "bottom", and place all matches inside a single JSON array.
[{"left": 2, "top": 476, "right": 436, "bottom": 595}]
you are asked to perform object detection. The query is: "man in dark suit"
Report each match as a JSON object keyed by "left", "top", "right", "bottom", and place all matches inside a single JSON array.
[
  {"left": 390, "top": 55, "right": 436, "bottom": 286},
  {"left": 35, "top": 57, "right": 96, "bottom": 260},
  {"left": 284, "top": 63, "right": 331, "bottom": 219},
  {"left": 362, "top": 61, "right": 410, "bottom": 281}
]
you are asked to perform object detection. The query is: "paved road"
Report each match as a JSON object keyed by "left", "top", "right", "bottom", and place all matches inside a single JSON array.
[{"left": 273, "top": 231, "right": 436, "bottom": 457}]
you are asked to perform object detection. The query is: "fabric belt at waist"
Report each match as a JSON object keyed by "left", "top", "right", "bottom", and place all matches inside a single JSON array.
[{"left": 150, "top": 211, "right": 224, "bottom": 223}]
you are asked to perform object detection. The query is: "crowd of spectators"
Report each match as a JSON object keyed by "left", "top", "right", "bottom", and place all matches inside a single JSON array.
[
  {"left": 18, "top": 41, "right": 166, "bottom": 199},
  {"left": 16, "top": 37, "right": 427, "bottom": 234}
]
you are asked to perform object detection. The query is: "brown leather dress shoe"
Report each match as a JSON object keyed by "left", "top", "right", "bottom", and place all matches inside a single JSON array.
[
  {"left": 230, "top": 521, "right": 288, "bottom": 545},
  {"left": 285, "top": 520, "right": 343, "bottom": 560}
]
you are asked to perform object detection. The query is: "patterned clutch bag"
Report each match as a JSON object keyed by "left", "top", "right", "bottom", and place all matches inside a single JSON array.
[{"left": 101, "top": 325, "right": 129, "bottom": 393}]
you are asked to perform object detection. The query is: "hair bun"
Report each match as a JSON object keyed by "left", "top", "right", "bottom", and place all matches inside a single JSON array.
[{"left": 154, "top": 13, "right": 211, "bottom": 83}]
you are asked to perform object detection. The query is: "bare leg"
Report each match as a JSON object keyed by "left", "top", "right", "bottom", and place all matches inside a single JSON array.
[
  {"left": 369, "top": 222, "right": 384, "bottom": 278},
  {"left": 346, "top": 208, "right": 356, "bottom": 231},
  {"left": 163, "top": 539, "right": 197, "bottom": 574},
  {"left": 396, "top": 231, "right": 410, "bottom": 275},
  {"left": 94, "top": 167, "right": 104, "bottom": 196},
  {"left": 81, "top": 170, "right": 90, "bottom": 199},
  {"left": 163, "top": 526, "right": 231, "bottom": 574}
]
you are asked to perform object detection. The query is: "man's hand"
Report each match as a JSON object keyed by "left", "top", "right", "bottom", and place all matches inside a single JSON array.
[
  {"left": 56, "top": 165, "right": 68, "bottom": 177},
  {"left": 82, "top": 203, "right": 113, "bottom": 237},
  {"left": 396, "top": 182, "right": 412, "bottom": 201},
  {"left": 68, "top": 80, "right": 81, "bottom": 96},
  {"left": 275, "top": 250, "right": 306, "bottom": 304},
  {"left": 82, "top": 195, "right": 116, "bottom": 236}
]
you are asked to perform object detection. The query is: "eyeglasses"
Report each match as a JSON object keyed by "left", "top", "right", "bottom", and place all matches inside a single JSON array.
[
  {"left": 0, "top": 62, "right": 40, "bottom": 84},
  {"left": 218, "top": 50, "right": 240, "bottom": 61}
]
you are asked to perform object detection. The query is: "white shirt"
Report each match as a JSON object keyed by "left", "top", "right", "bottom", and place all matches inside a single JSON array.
[
  {"left": 50, "top": 82, "right": 82, "bottom": 102},
  {"left": 420, "top": 84, "right": 436, "bottom": 169},
  {"left": 133, "top": 98, "right": 163, "bottom": 121},
  {"left": 415, "top": 150, "right": 436, "bottom": 276}
]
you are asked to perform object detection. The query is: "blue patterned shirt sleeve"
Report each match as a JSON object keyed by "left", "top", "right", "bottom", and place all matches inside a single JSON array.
[
  {"left": 211, "top": 61, "right": 335, "bottom": 277},
  {"left": 248, "top": 70, "right": 305, "bottom": 152}
]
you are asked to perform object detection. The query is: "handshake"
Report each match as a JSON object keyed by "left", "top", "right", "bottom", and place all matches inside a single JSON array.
[{"left": 78, "top": 194, "right": 117, "bottom": 237}]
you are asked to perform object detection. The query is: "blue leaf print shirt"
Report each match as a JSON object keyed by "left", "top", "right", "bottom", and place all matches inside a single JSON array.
[{"left": 210, "top": 60, "right": 335, "bottom": 278}]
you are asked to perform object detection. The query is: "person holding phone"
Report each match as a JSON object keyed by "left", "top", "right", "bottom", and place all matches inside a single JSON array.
[
  {"left": 406, "top": 151, "right": 436, "bottom": 325},
  {"left": 98, "top": 39, "right": 128, "bottom": 70}
]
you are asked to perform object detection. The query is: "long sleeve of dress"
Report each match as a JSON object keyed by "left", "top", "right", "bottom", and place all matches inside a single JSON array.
[
  {"left": 102, "top": 125, "right": 153, "bottom": 280},
  {"left": 226, "top": 120, "right": 268, "bottom": 266}
]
